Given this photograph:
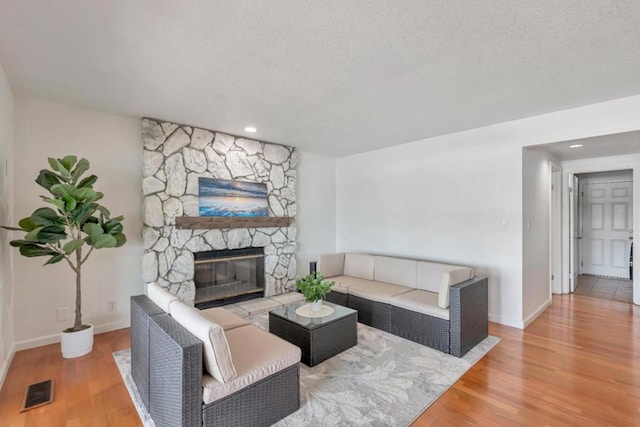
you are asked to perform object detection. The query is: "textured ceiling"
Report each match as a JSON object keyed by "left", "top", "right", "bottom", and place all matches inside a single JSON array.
[{"left": 1, "top": 1, "right": 640, "bottom": 156}]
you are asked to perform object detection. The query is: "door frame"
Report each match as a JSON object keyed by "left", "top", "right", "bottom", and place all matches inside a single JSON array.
[
  {"left": 572, "top": 175, "right": 580, "bottom": 286},
  {"left": 562, "top": 161, "right": 639, "bottom": 304},
  {"left": 550, "top": 165, "right": 562, "bottom": 295}
]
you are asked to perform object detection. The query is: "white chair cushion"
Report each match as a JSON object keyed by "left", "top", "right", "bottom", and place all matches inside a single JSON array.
[
  {"left": 374, "top": 256, "right": 417, "bottom": 288},
  {"left": 390, "top": 290, "right": 450, "bottom": 320},
  {"left": 146, "top": 282, "right": 178, "bottom": 313},
  {"left": 202, "top": 324, "right": 301, "bottom": 404},
  {"left": 200, "top": 307, "right": 250, "bottom": 331},
  {"left": 170, "top": 300, "right": 237, "bottom": 384},
  {"left": 348, "top": 281, "right": 412, "bottom": 304},
  {"left": 318, "top": 253, "right": 345, "bottom": 278},
  {"left": 343, "top": 253, "right": 375, "bottom": 280}
]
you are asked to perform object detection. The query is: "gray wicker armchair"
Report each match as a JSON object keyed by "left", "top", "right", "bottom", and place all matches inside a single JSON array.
[{"left": 131, "top": 294, "right": 301, "bottom": 427}]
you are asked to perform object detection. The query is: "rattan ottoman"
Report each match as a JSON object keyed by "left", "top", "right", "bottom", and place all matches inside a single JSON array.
[{"left": 269, "top": 301, "right": 357, "bottom": 367}]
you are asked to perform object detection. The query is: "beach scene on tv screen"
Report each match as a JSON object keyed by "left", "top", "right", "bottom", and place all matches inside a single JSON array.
[{"left": 198, "top": 178, "right": 268, "bottom": 217}]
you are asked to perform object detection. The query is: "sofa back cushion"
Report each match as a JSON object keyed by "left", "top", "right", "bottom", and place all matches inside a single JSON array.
[
  {"left": 170, "top": 300, "right": 237, "bottom": 384},
  {"left": 146, "top": 282, "right": 178, "bottom": 313},
  {"left": 416, "top": 262, "right": 474, "bottom": 308},
  {"left": 344, "top": 253, "right": 375, "bottom": 280},
  {"left": 439, "top": 267, "right": 474, "bottom": 308},
  {"left": 318, "top": 253, "right": 345, "bottom": 278},
  {"left": 373, "top": 256, "right": 417, "bottom": 288}
]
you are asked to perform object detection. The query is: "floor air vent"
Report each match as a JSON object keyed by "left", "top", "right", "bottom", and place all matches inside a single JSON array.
[{"left": 20, "top": 379, "right": 54, "bottom": 412}]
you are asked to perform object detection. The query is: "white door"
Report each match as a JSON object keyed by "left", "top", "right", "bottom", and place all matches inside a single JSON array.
[{"left": 581, "top": 181, "right": 633, "bottom": 278}]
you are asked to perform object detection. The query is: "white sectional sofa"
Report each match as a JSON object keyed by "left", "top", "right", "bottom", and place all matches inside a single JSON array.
[
  {"left": 318, "top": 253, "right": 488, "bottom": 357},
  {"left": 131, "top": 283, "right": 301, "bottom": 427}
]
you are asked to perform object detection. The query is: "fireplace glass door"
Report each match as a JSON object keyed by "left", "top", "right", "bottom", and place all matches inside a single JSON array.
[{"left": 194, "top": 248, "right": 265, "bottom": 305}]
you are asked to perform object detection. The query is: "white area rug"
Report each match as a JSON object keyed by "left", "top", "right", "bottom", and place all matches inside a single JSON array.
[{"left": 114, "top": 313, "right": 499, "bottom": 426}]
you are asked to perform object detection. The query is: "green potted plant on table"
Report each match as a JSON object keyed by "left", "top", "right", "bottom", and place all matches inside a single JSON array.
[
  {"left": 295, "top": 272, "right": 334, "bottom": 312},
  {"left": 2, "top": 155, "right": 126, "bottom": 358}
]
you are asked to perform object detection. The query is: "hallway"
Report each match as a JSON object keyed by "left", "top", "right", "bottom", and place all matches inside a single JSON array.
[{"left": 574, "top": 274, "right": 633, "bottom": 303}]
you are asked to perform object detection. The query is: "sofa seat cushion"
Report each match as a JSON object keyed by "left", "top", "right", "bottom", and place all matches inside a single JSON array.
[
  {"left": 170, "top": 300, "right": 237, "bottom": 384},
  {"left": 330, "top": 282, "right": 350, "bottom": 294},
  {"left": 390, "top": 290, "right": 450, "bottom": 320},
  {"left": 347, "top": 281, "right": 412, "bottom": 304},
  {"left": 329, "top": 275, "right": 369, "bottom": 294},
  {"left": 202, "top": 324, "right": 301, "bottom": 404},
  {"left": 201, "top": 307, "right": 250, "bottom": 331},
  {"left": 146, "top": 282, "right": 178, "bottom": 313}
]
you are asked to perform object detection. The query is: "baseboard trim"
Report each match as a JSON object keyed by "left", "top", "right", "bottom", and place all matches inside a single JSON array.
[
  {"left": 94, "top": 320, "right": 130, "bottom": 335},
  {"left": 523, "top": 299, "right": 552, "bottom": 329},
  {"left": 0, "top": 344, "right": 16, "bottom": 392},
  {"left": 13, "top": 319, "right": 130, "bottom": 352},
  {"left": 14, "top": 332, "right": 60, "bottom": 352},
  {"left": 488, "top": 313, "right": 524, "bottom": 329}
]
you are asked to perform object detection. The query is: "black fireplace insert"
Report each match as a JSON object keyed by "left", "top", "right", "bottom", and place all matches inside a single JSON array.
[{"left": 193, "top": 247, "right": 265, "bottom": 308}]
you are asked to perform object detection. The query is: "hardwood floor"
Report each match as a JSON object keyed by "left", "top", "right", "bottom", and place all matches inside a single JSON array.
[
  {"left": 1, "top": 294, "right": 638, "bottom": 426},
  {"left": 0, "top": 328, "right": 140, "bottom": 427},
  {"left": 413, "top": 294, "right": 640, "bottom": 426}
]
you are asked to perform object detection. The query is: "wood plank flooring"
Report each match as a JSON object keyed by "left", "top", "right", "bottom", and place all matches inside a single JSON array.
[
  {"left": 0, "top": 328, "right": 139, "bottom": 427},
  {"left": 413, "top": 294, "right": 640, "bottom": 426},
  {"left": 1, "top": 294, "right": 638, "bottom": 426}
]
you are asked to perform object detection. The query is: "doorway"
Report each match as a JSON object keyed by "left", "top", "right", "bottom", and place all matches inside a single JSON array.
[
  {"left": 526, "top": 131, "right": 640, "bottom": 307},
  {"left": 572, "top": 170, "right": 634, "bottom": 302}
]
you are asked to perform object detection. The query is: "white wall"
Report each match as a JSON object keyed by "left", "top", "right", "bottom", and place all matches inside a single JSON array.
[
  {"left": 13, "top": 98, "right": 143, "bottom": 349},
  {"left": 10, "top": 98, "right": 338, "bottom": 348},
  {"left": 337, "top": 94, "right": 640, "bottom": 328},
  {"left": 337, "top": 139, "right": 523, "bottom": 326},
  {"left": 296, "top": 152, "right": 336, "bottom": 276},
  {"left": 522, "top": 148, "right": 559, "bottom": 326},
  {"left": 0, "top": 62, "right": 15, "bottom": 387}
]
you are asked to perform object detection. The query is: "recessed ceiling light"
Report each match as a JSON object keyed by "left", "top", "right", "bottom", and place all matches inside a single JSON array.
[
  {"left": 244, "top": 126, "right": 257, "bottom": 133},
  {"left": 569, "top": 144, "right": 584, "bottom": 149}
]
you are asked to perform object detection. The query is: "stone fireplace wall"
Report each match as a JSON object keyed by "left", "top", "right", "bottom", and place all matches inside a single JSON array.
[{"left": 141, "top": 118, "right": 297, "bottom": 304}]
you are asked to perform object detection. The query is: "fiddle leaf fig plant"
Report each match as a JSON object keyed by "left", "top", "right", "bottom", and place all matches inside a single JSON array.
[
  {"left": 295, "top": 272, "right": 334, "bottom": 302},
  {"left": 1, "top": 155, "right": 126, "bottom": 332}
]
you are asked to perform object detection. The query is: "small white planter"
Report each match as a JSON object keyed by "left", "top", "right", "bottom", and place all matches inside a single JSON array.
[
  {"left": 61, "top": 324, "right": 94, "bottom": 359},
  {"left": 311, "top": 300, "right": 323, "bottom": 312}
]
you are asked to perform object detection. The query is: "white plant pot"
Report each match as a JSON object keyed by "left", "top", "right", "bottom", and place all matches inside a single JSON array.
[
  {"left": 311, "top": 300, "right": 323, "bottom": 312},
  {"left": 61, "top": 324, "right": 94, "bottom": 359}
]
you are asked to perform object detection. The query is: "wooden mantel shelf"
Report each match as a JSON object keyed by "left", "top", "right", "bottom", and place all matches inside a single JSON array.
[{"left": 175, "top": 216, "right": 293, "bottom": 230}]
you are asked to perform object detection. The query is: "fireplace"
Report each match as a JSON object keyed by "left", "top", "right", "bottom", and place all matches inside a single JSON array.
[{"left": 194, "top": 247, "right": 265, "bottom": 308}]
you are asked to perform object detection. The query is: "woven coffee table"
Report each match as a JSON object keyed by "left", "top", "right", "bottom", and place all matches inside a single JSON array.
[{"left": 269, "top": 300, "right": 357, "bottom": 367}]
